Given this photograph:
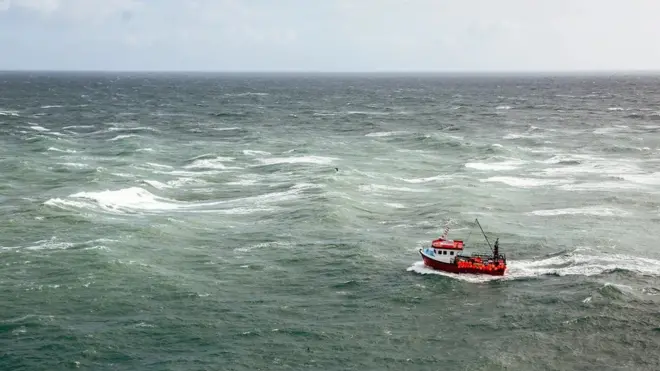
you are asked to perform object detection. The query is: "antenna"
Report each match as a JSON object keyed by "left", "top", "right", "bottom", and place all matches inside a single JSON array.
[
  {"left": 475, "top": 218, "right": 494, "bottom": 255},
  {"left": 440, "top": 221, "right": 450, "bottom": 239}
]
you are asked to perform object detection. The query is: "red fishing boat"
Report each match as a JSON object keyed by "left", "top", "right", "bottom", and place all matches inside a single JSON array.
[{"left": 419, "top": 218, "right": 507, "bottom": 276}]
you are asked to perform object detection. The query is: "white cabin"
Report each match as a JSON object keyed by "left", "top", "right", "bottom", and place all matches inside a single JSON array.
[{"left": 422, "top": 247, "right": 460, "bottom": 263}]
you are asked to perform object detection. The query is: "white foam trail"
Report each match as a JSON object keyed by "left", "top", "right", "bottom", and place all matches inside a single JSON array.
[
  {"left": 619, "top": 172, "right": 660, "bottom": 186},
  {"left": 408, "top": 249, "right": 660, "bottom": 282},
  {"left": 29, "top": 124, "right": 50, "bottom": 132},
  {"left": 503, "top": 132, "right": 546, "bottom": 140},
  {"left": 465, "top": 159, "right": 525, "bottom": 171},
  {"left": 607, "top": 107, "right": 625, "bottom": 111},
  {"left": 365, "top": 131, "right": 408, "bottom": 137},
  {"left": 56, "top": 162, "right": 89, "bottom": 169},
  {"left": 397, "top": 175, "right": 455, "bottom": 184},
  {"left": 496, "top": 105, "right": 512, "bottom": 110},
  {"left": 593, "top": 125, "right": 629, "bottom": 135},
  {"left": 142, "top": 180, "right": 169, "bottom": 190},
  {"left": 539, "top": 158, "right": 641, "bottom": 176},
  {"left": 185, "top": 157, "right": 242, "bottom": 170},
  {"left": 358, "top": 184, "right": 428, "bottom": 193},
  {"left": 558, "top": 181, "right": 649, "bottom": 192},
  {"left": 528, "top": 206, "right": 629, "bottom": 217},
  {"left": 108, "top": 126, "right": 159, "bottom": 133},
  {"left": 243, "top": 149, "right": 271, "bottom": 156},
  {"left": 144, "top": 162, "right": 173, "bottom": 169},
  {"left": 44, "top": 184, "right": 312, "bottom": 215},
  {"left": 1, "top": 237, "right": 116, "bottom": 251},
  {"left": 214, "top": 127, "right": 241, "bottom": 131},
  {"left": 384, "top": 202, "right": 406, "bottom": 209},
  {"left": 346, "top": 110, "right": 390, "bottom": 116},
  {"left": 0, "top": 110, "right": 19, "bottom": 116},
  {"left": 224, "top": 92, "right": 268, "bottom": 97},
  {"left": 539, "top": 154, "right": 590, "bottom": 164},
  {"left": 227, "top": 179, "right": 258, "bottom": 186},
  {"left": 482, "top": 176, "right": 573, "bottom": 188},
  {"left": 45, "top": 187, "right": 187, "bottom": 213},
  {"left": 142, "top": 177, "right": 203, "bottom": 190},
  {"left": 407, "top": 261, "right": 502, "bottom": 283},
  {"left": 258, "top": 155, "right": 337, "bottom": 165},
  {"left": 41, "top": 105, "right": 64, "bottom": 109},
  {"left": 48, "top": 147, "right": 77, "bottom": 153},
  {"left": 109, "top": 134, "right": 138, "bottom": 141}
]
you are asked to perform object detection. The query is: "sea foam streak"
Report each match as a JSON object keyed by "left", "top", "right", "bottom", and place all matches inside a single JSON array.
[
  {"left": 257, "top": 155, "right": 337, "bottom": 165},
  {"left": 481, "top": 176, "right": 573, "bottom": 188},
  {"left": 465, "top": 159, "right": 525, "bottom": 171},
  {"left": 184, "top": 157, "right": 242, "bottom": 170},
  {"left": 44, "top": 184, "right": 314, "bottom": 215},
  {"left": 527, "top": 206, "right": 629, "bottom": 217}
]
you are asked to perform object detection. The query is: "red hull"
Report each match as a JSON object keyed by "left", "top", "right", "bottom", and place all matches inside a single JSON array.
[{"left": 420, "top": 251, "right": 506, "bottom": 276}]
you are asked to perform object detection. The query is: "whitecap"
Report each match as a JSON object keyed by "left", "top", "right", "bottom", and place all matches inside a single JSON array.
[
  {"left": 481, "top": 176, "right": 573, "bottom": 188},
  {"left": 185, "top": 157, "right": 242, "bottom": 170},
  {"left": 29, "top": 125, "right": 50, "bottom": 132},
  {"left": 108, "top": 134, "right": 138, "bottom": 141},
  {"left": 465, "top": 159, "right": 525, "bottom": 171},
  {"left": 0, "top": 110, "right": 19, "bottom": 116},
  {"left": 47, "top": 147, "right": 77, "bottom": 153},
  {"left": 397, "top": 175, "right": 456, "bottom": 184},
  {"left": 243, "top": 149, "right": 271, "bottom": 156},
  {"left": 358, "top": 184, "right": 428, "bottom": 193},
  {"left": 527, "top": 206, "right": 629, "bottom": 217},
  {"left": 258, "top": 155, "right": 337, "bottom": 166},
  {"left": 365, "top": 131, "right": 408, "bottom": 137}
]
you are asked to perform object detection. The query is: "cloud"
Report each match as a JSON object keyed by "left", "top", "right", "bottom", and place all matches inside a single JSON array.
[
  {"left": 5, "top": 0, "right": 142, "bottom": 22},
  {"left": 1, "top": 0, "right": 660, "bottom": 71}
]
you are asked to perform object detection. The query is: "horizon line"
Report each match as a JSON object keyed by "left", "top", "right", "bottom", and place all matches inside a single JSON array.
[{"left": 2, "top": 68, "right": 660, "bottom": 76}]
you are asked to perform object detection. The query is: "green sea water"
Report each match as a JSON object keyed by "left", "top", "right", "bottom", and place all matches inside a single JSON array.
[{"left": 1, "top": 72, "right": 659, "bottom": 370}]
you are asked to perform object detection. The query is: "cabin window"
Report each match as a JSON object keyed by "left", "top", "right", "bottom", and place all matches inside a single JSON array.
[
  {"left": 443, "top": 251, "right": 447, "bottom": 255},
  {"left": 450, "top": 251, "right": 454, "bottom": 255}
]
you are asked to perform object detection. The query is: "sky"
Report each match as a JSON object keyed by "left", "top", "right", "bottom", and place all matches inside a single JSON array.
[{"left": 0, "top": 0, "right": 659, "bottom": 72}]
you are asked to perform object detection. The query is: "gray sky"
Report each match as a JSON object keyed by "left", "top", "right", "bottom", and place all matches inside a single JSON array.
[{"left": 1, "top": 0, "right": 658, "bottom": 72}]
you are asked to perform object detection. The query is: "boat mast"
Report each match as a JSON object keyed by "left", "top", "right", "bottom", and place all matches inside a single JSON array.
[{"left": 474, "top": 218, "right": 494, "bottom": 255}]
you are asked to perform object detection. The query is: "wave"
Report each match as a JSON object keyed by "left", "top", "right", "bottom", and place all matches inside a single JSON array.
[
  {"left": 558, "top": 181, "right": 650, "bottom": 192},
  {"left": 108, "top": 134, "right": 139, "bottom": 141},
  {"left": 243, "top": 149, "right": 271, "bottom": 156},
  {"left": 527, "top": 206, "right": 629, "bottom": 217},
  {"left": 465, "top": 159, "right": 525, "bottom": 171},
  {"left": 0, "top": 109, "right": 20, "bottom": 116},
  {"left": 184, "top": 157, "right": 242, "bottom": 170},
  {"left": 539, "top": 158, "right": 641, "bottom": 176},
  {"left": 28, "top": 124, "right": 50, "bottom": 132},
  {"left": 481, "top": 176, "right": 573, "bottom": 188},
  {"left": 365, "top": 131, "right": 409, "bottom": 137},
  {"left": 44, "top": 184, "right": 314, "bottom": 215},
  {"left": 47, "top": 147, "right": 77, "bottom": 153},
  {"left": 618, "top": 172, "right": 660, "bottom": 185},
  {"left": 1, "top": 237, "right": 115, "bottom": 252},
  {"left": 396, "top": 174, "right": 456, "bottom": 184},
  {"left": 257, "top": 155, "right": 337, "bottom": 166},
  {"left": 358, "top": 184, "right": 429, "bottom": 193}
]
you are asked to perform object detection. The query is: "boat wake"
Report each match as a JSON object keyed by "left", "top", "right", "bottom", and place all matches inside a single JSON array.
[{"left": 408, "top": 248, "right": 660, "bottom": 283}]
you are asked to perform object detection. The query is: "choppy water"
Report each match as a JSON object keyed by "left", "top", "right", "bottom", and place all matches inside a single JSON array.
[{"left": 1, "top": 72, "right": 660, "bottom": 370}]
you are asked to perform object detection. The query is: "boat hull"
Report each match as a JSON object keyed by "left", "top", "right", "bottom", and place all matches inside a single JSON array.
[{"left": 419, "top": 250, "right": 505, "bottom": 276}]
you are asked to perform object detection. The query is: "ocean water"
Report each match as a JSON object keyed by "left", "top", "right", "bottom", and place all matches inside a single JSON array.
[{"left": 1, "top": 72, "right": 659, "bottom": 370}]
